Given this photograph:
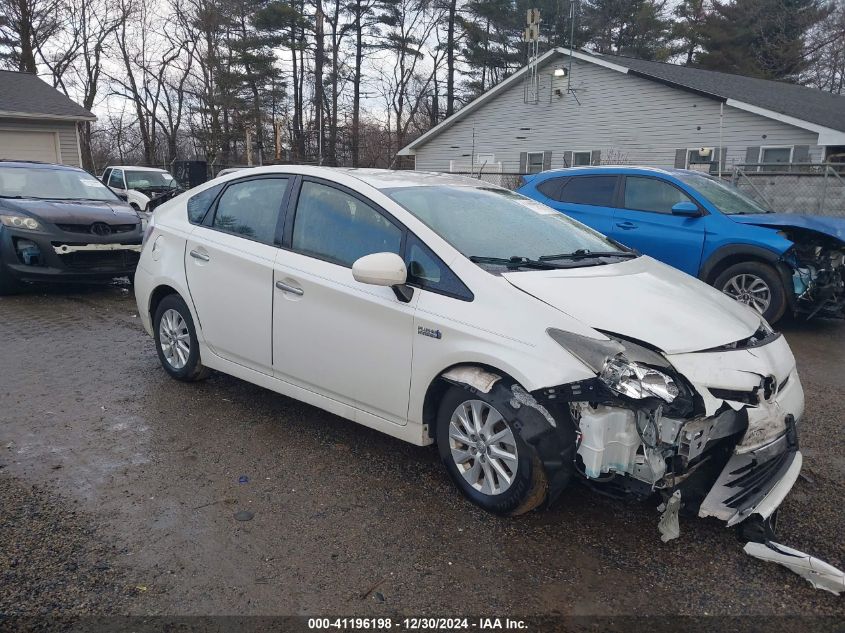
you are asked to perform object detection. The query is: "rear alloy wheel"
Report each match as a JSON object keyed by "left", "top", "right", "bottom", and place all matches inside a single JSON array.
[
  {"left": 436, "top": 383, "right": 547, "bottom": 516},
  {"left": 714, "top": 261, "right": 787, "bottom": 323},
  {"left": 153, "top": 294, "right": 209, "bottom": 381}
]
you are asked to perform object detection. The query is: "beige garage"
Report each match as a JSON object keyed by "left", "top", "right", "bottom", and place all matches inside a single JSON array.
[
  {"left": 0, "top": 129, "right": 61, "bottom": 162},
  {"left": 0, "top": 70, "right": 95, "bottom": 167}
]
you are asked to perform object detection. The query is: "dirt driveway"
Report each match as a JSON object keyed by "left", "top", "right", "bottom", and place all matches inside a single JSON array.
[{"left": 1, "top": 286, "right": 844, "bottom": 624}]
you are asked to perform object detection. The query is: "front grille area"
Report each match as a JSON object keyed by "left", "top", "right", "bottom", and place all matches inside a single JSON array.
[
  {"left": 57, "top": 249, "right": 140, "bottom": 271},
  {"left": 721, "top": 450, "right": 791, "bottom": 510},
  {"left": 55, "top": 223, "right": 138, "bottom": 235}
]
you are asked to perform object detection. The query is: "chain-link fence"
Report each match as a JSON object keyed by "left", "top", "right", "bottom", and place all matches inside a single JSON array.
[{"left": 729, "top": 164, "right": 845, "bottom": 217}]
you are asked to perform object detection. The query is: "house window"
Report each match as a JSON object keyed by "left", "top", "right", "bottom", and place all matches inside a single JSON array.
[
  {"left": 526, "top": 152, "right": 545, "bottom": 174},
  {"left": 686, "top": 148, "right": 717, "bottom": 174},
  {"left": 759, "top": 146, "right": 792, "bottom": 171},
  {"left": 572, "top": 151, "right": 592, "bottom": 166}
]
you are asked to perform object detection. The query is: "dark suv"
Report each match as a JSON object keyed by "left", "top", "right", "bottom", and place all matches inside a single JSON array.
[{"left": 0, "top": 161, "right": 143, "bottom": 294}]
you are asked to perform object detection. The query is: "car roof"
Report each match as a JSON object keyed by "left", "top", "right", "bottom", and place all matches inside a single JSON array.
[
  {"left": 333, "top": 167, "right": 492, "bottom": 190},
  {"left": 106, "top": 165, "right": 169, "bottom": 172},
  {"left": 0, "top": 160, "right": 83, "bottom": 171},
  {"left": 533, "top": 165, "right": 696, "bottom": 178}
]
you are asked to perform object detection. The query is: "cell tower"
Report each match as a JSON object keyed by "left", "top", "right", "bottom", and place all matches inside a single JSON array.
[{"left": 524, "top": 8, "right": 541, "bottom": 104}]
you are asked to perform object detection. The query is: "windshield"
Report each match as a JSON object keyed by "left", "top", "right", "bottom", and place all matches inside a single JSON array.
[
  {"left": 385, "top": 185, "right": 626, "bottom": 262},
  {"left": 675, "top": 172, "right": 771, "bottom": 215},
  {"left": 126, "top": 170, "right": 178, "bottom": 190},
  {"left": 0, "top": 166, "right": 119, "bottom": 201}
]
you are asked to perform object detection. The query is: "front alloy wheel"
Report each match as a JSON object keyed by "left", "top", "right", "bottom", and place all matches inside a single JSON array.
[
  {"left": 449, "top": 400, "right": 519, "bottom": 496},
  {"left": 436, "top": 383, "right": 548, "bottom": 516},
  {"left": 722, "top": 273, "right": 771, "bottom": 314},
  {"left": 714, "top": 261, "right": 787, "bottom": 323}
]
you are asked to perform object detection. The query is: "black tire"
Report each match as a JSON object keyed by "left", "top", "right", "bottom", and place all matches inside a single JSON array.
[
  {"left": 152, "top": 293, "right": 209, "bottom": 382},
  {"left": 436, "top": 382, "right": 548, "bottom": 516},
  {"left": 713, "top": 261, "right": 787, "bottom": 324}
]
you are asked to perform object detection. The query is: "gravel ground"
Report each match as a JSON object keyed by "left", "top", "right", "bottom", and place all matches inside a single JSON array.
[
  {"left": 0, "top": 474, "right": 133, "bottom": 619},
  {"left": 0, "top": 286, "right": 843, "bottom": 626}
]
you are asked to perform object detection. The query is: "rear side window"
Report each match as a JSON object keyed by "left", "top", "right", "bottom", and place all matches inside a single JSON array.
[
  {"left": 405, "top": 234, "right": 473, "bottom": 301},
  {"left": 291, "top": 180, "right": 402, "bottom": 267},
  {"left": 556, "top": 176, "right": 617, "bottom": 206},
  {"left": 536, "top": 177, "right": 566, "bottom": 199},
  {"left": 187, "top": 183, "right": 224, "bottom": 224},
  {"left": 212, "top": 178, "right": 289, "bottom": 244}
]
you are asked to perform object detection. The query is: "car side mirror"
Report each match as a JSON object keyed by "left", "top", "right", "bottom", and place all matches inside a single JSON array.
[
  {"left": 352, "top": 252, "right": 413, "bottom": 302},
  {"left": 671, "top": 201, "right": 700, "bottom": 217}
]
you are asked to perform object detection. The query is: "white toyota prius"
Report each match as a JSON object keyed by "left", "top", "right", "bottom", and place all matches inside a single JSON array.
[{"left": 135, "top": 167, "right": 818, "bottom": 564}]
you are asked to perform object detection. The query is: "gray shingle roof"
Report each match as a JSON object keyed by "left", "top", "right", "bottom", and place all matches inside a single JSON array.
[
  {"left": 592, "top": 52, "right": 845, "bottom": 133},
  {"left": 0, "top": 70, "right": 95, "bottom": 121}
]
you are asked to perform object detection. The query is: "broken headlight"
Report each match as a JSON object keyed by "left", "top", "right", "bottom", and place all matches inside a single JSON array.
[
  {"left": 547, "top": 328, "right": 680, "bottom": 404},
  {"left": 600, "top": 355, "right": 679, "bottom": 403}
]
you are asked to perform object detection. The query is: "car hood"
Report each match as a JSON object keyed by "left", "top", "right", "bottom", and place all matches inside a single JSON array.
[
  {"left": 0, "top": 198, "right": 139, "bottom": 225},
  {"left": 728, "top": 213, "right": 845, "bottom": 242},
  {"left": 502, "top": 256, "right": 760, "bottom": 355}
]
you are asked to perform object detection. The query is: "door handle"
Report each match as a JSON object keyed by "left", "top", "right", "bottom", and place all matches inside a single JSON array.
[
  {"left": 275, "top": 280, "right": 304, "bottom": 296},
  {"left": 615, "top": 221, "right": 637, "bottom": 230},
  {"left": 189, "top": 249, "right": 210, "bottom": 262}
]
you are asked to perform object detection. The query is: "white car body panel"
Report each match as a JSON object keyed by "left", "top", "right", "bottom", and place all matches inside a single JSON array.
[{"left": 502, "top": 257, "right": 761, "bottom": 355}]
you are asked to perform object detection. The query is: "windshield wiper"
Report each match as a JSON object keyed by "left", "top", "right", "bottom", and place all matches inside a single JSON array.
[
  {"left": 0, "top": 194, "right": 25, "bottom": 199},
  {"left": 469, "top": 255, "right": 565, "bottom": 270},
  {"left": 538, "top": 249, "right": 638, "bottom": 261}
]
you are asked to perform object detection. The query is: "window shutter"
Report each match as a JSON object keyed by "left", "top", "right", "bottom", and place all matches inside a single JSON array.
[
  {"left": 562, "top": 151, "right": 573, "bottom": 167},
  {"left": 590, "top": 149, "right": 602, "bottom": 166},
  {"left": 718, "top": 147, "right": 727, "bottom": 170},
  {"left": 793, "top": 145, "right": 809, "bottom": 164},
  {"left": 542, "top": 151, "right": 552, "bottom": 171},
  {"left": 519, "top": 152, "right": 528, "bottom": 173},
  {"left": 745, "top": 146, "right": 760, "bottom": 165},
  {"left": 674, "top": 149, "right": 686, "bottom": 168}
]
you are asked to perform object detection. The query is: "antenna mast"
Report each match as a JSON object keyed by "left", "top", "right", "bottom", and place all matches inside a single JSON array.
[{"left": 524, "top": 8, "right": 541, "bottom": 104}]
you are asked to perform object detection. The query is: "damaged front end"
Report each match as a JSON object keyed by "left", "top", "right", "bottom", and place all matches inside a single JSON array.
[
  {"left": 535, "top": 325, "right": 845, "bottom": 593},
  {"left": 537, "top": 325, "right": 804, "bottom": 529},
  {"left": 782, "top": 227, "right": 845, "bottom": 319}
]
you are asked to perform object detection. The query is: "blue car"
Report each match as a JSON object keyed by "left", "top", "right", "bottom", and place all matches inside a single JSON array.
[{"left": 517, "top": 166, "right": 845, "bottom": 323}]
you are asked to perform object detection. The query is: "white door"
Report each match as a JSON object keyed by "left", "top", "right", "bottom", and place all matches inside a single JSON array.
[
  {"left": 272, "top": 179, "right": 417, "bottom": 425},
  {"left": 0, "top": 130, "right": 60, "bottom": 162},
  {"left": 185, "top": 176, "right": 291, "bottom": 373}
]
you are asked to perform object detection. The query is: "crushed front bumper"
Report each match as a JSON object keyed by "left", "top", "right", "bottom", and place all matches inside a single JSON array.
[{"left": 699, "top": 416, "right": 801, "bottom": 526}]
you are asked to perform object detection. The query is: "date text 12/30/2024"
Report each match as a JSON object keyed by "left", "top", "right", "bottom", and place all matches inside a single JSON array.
[{"left": 308, "top": 618, "right": 529, "bottom": 630}]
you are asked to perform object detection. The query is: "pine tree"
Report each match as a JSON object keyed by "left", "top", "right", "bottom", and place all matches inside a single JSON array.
[
  {"left": 697, "top": 0, "right": 830, "bottom": 81},
  {"left": 671, "top": 0, "right": 711, "bottom": 65},
  {"left": 580, "top": 0, "right": 672, "bottom": 60}
]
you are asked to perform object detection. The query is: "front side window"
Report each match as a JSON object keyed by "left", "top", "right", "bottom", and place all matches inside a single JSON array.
[
  {"left": 404, "top": 233, "right": 472, "bottom": 300},
  {"left": 623, "top": 176, "right": 695, "bottom": 214},
  {"left": 675, "top": 172, "right": 770, "bottom": 215},
  {"left": 212, "top": 178, "right": 289, "bottom": 243},
  {"left": 108, "top": 169, "right": 124, "bottom": 189},
  {"left": 292, "top": 181, "right": 403, "bottom": 267},
  {"left": 0, "top": 166, "right": 119, "bottom": 201},
  {"left": 385, "top": 185, "right": 623, "bottom": 262},
  {"left": 556, "top": 175, "right": 617, "bottom": 206},
  {"left": 526, "top": 152, "right": 545, "bottom": 174}
]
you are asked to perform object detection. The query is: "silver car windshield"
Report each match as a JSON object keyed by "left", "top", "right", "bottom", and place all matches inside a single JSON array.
[
  {"left": 385, "top": 185, "right": 626, "bottom": 261},
  {"left": 0, "top": 166, "right": 119, "bottom": 201},
  {"left": 675, "top": 172, "right": 771, "bottom": 215}
]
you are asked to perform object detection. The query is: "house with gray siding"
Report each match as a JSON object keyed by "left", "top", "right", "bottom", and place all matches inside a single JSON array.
[
  {"left": 399, "top": 48, "right": 845, "bottom": 176},
  {"left": 0, "top": 70, "right": 95, "bottom": 167}
]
